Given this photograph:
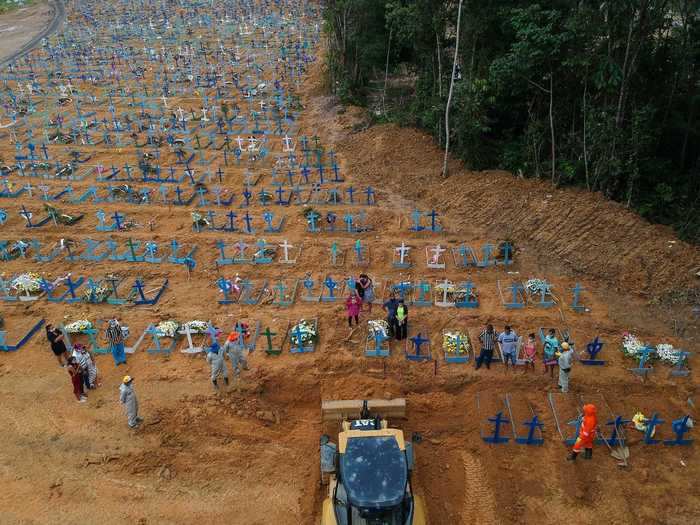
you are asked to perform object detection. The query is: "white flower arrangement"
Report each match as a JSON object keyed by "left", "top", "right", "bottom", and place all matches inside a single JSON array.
[
  {"left": 65, "top": 319, "right": 93, "bottom": 333},
  {"left": 655, "top": 343, "right": 683, "bottom": 365},
  {"left": 156, "top": 320, "right": 180, "bottom": 338},
  {"left": 368, "top": 319, "right": 389, "bottom": 338},
  {"left": 11, "top": 272, "right": 42, "bottom": 294},
  {"left": 181, "top": 320, "right": 210, "bottom": 333},
  {"left": 621, "top": 333, "right": 684, "bottom": 365},
  {"left": 290, "top": 319, "right": 316, "bottom": 345}
]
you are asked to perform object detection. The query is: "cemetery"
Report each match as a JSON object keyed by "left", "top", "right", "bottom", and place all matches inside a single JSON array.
[{"left": 0, "top": 0, "right": 697, "bottom": 524}]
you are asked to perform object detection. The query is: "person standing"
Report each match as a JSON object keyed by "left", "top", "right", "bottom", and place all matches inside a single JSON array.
[
  {"left": 106, "top": 318, "right": 127, "bottom": 366},
  {"left": 522, "top": 333, "right": 537, "bottom": 372},
  {"left": 568, "top": 404, "right": 597, "bottom": 461},
  {"left": 46, "top": 324, "right": 69, "bottom": 367},
  {"left": 543, "top": 328, "right": 560, "bottom": 378},
  {"left": 476, "top": 324, "right": 497, "bottom": 370},
  {"left": 67, "top": 358, "right": 87, "bottom": 403},
  {"left": 497, "top": 325, "right": 519, "bottom": 370},
  {"left": 356, "top": 274, "right": 374, "bottom": 313},
  {"left": 345, "top": 293, "right": 361, "bottom": 327},
  {"left": 72, "top": 343, "right": 98, "bottom": 390},
  {"left": 119, "top": 376, "right": 142, "bottom": 428},
  {"left": 382, "top": 292, "right": 401, "bottom": 339},
  {"left": 558, "top": 342, "right": 574, "bottom": 393},
  {"left": 207, "top": 342, "right": 229, "bottom": 388},
  {"left": 395, "top": 299, "right": 408, "bottom": 341},
  {"left": 223, "top": 331, "right": 249, "bottom": 379}
]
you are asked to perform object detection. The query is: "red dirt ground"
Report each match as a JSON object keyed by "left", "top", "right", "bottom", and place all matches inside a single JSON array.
[{"left": 0, "top": 4, "right": 699, "bottom": 525}]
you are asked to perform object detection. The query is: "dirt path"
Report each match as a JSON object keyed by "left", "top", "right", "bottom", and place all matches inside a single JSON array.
[{"left": 0, "top": 0, "right": 63, "bottom": 67}]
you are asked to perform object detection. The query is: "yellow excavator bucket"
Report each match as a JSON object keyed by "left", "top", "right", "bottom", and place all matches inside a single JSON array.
[{"left": 321, "top": 398, "right": 407, "bottom": 422}]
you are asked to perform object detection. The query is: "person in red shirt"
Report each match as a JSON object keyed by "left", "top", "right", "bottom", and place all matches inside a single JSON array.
[
  {"left": 345, "top": 293, "right": 361, "bottom": 327},
  {"left": 67, "top": 358, "right": 87, "bottom": 403},
  {"left": 568, "top": 404, "right": 597, "bottom": 460}
]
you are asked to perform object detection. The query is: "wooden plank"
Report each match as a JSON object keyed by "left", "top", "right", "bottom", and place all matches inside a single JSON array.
[{"left": 321, "top": 398, "right": 406, "bottom": 421}]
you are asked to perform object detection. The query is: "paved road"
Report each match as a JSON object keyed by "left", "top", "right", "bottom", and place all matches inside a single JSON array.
[{"left": 0, "top": 0, "right": 65, "bottom": 69}]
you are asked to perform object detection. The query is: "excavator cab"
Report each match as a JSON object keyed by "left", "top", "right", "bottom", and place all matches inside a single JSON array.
[{"left": 320, "top": 399, "right": 426, "bottom": 525}]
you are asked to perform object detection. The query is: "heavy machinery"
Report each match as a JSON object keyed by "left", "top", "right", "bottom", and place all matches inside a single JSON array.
[{"left": 319, "top": 399, "right": 427, "bottom": 525}]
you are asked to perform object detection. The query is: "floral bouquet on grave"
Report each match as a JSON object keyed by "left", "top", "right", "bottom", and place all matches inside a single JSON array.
[
  {"left": 81, "top": 282, "right": 111, "bottom": 302},
  {"left": 253, "top": 240, "right": 276, "bottom": 259},
  {"left": 525, "top": 278, "right": 548, "bottom": 295},
  {"left": 620, "top": 332, "right": 657, "bottom": 362},
  {"left": 632, "top": 412, "right": 656, "bottom": 436},
  {"left": 65, "top": 319, "right": 93, "bottom": 334},
  {"left": 11, "top": 272, "right": 42, "bottom": 295},
  {"left": 191, "top": 212, "right": 210, "bottom": 229},
  {"left": 44, "top": 204, "right": 82, "bottom": 225},
  {"left": 156, "top": 320, "right": 180, "bottom": 338},
  {"left": 290, "top": 319, "right": 317, "bottom": 346},
  {"left": 181, "top": 320, "right": 210, "bottom": 334},
  {"left": 302, "top": 207, "right": 320, "bottom": 224},
  {"left": 451, "top": 284, "right": 478, "bottom": 303},
  {"left": 5, "top": 240, "right": 30, "bottom": 260},
  {"left": 368, "top": 320, "right": 389, "bottom": 338},
  {"left": 443, "top": 330, "right": 470, "bottom": 355},
  {"left": 655, "top": 343, "right": 684, "bottom": 365},
  {"left": 259, "top": 190, "right": 273, "bottom": 204}
]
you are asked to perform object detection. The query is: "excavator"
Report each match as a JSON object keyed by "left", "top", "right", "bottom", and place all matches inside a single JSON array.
[{"left": 319, "top": 399, "right": 427, "bottom": 525}]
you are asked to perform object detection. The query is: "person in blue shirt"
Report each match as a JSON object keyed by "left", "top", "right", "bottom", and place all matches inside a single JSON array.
[
  {"left": 382, "top": 292, "right": 401, "bottom": 339},
  {"left": 497, "top": 325, "right": 519, "bottom": 370},
  {"left": 543, "top": 328, "right": 560, "bottom": 378}
]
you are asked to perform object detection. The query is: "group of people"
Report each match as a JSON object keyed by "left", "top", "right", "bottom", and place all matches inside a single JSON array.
[
  {"left": 49, "top": 317, "right": 252, "bottom": 413},
  {"left": 342, "top": 273, "right": 412, "bottom": 343},
  {"left": 47, "top": 324, "right": 99, "bottom": 403},
  {"left": 206, "top": 328, "right": 251, "bottom": 388},
  {"left": 345, "top": 284, "right": 409, "bottom": 342},
  {"left": 46, "top": 319, "right": 143, "bottom": 427},
  {"left": 344, "top": 274, "right": 376, "bottom": 326},
  {"left": 476, "top": 324, "right": 575, "bottom": 392}
]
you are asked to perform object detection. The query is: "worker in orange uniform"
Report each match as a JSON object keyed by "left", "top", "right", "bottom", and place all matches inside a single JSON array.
[{"left": 567, "top": 404, "right": 597, "bottom": 461}]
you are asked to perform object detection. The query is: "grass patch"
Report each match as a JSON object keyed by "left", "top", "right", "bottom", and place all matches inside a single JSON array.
[{"left": 0, "top": 0, "right": 35, "bottom": 15}]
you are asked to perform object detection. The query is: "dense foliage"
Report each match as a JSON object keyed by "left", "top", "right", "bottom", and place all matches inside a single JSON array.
[{"left": 323, "top": 1, "right": 699, "bottom": 243}]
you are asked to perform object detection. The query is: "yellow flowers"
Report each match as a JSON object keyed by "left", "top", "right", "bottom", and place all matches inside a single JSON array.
[{"left": 443, "top": 331, "right": 470, "bottom": 355}]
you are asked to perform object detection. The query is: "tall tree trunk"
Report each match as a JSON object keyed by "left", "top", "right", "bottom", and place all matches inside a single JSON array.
[
  {"left": 381, "top": 26, "right": 393, "bottom": 115},
  {"left": 436, "top": 31, "right": 442, "bottom": 99},
  {"left": 549, "top": 73, "right": 556, "bottom": 185},
  {"left": 442, "top": 0, "right": 464, "bottom": 178},
  {"left": 436, "top": 31, "right": 443, "bottom": 147}
]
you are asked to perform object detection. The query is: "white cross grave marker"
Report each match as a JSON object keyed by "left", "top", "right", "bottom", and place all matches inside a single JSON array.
[
  {"left": 279, "top": 240, "right": 294, "bottom": 263},
  {"left": 427, "top": 244, "right": 446, "bottom": 269},
  {"left": 396, "top": 242, "right": 410, "bottom": 265}
]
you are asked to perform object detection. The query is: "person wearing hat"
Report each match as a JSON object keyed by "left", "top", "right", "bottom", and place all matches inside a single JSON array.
[
  {"left": 568, "top": 404, "right": 597, "bottom": 461},
  {"left": 206, "top": 341, "right": 229, "bottom": 388},
  {"left": 223, "top": 325, "right": 249, "bottom": 379},
  {"left": 119, "top": 375, "right": 142, "bottom": 428},
  {"left": 558, "top": 341, "right": 574, "bottom": 393}
]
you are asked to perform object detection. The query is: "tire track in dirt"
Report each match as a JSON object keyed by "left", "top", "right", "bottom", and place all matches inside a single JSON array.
[{"left": 461, "top": 451, "right": 499, "bottom": 525}]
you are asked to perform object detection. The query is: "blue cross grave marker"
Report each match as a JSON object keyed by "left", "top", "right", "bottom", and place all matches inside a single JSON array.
[
  {"left": 664, "top": 415, "right": 693, "bottom": 446},
  {"left": 580, "top": 337, "right": 605, "bottom": 365},
  {"left": 483, "top": 412, "right": 510, "bottom": 444}
]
